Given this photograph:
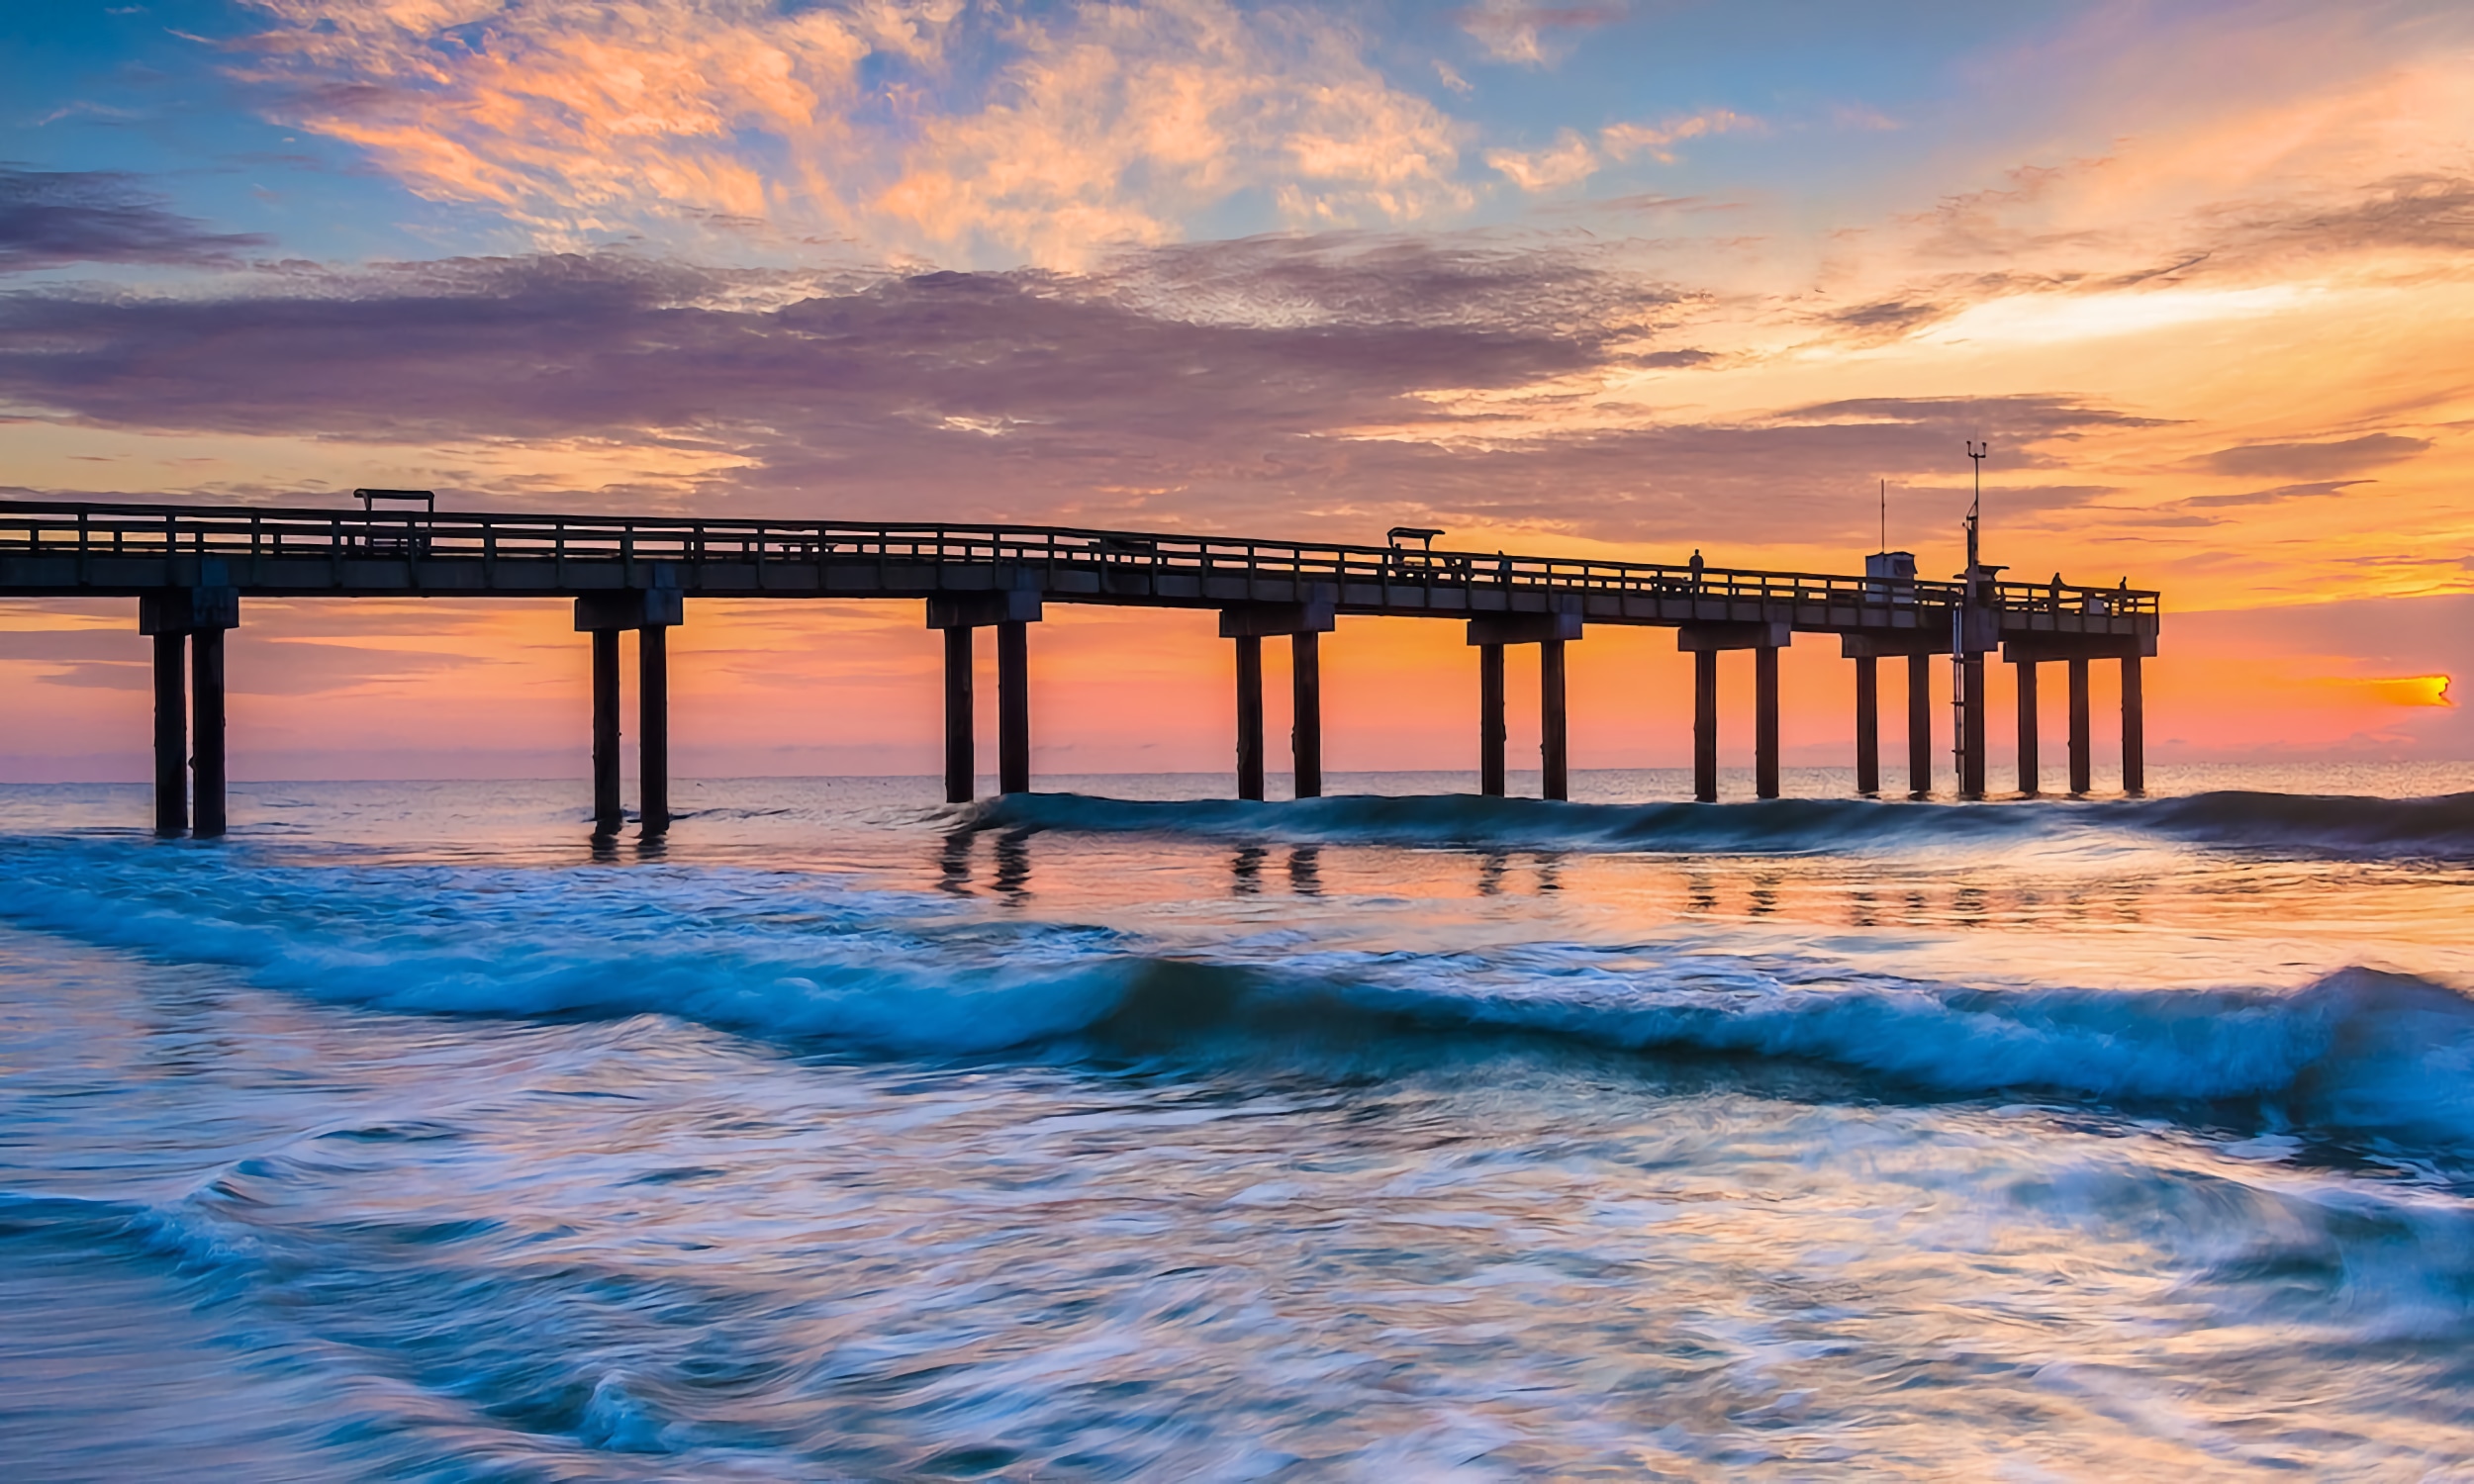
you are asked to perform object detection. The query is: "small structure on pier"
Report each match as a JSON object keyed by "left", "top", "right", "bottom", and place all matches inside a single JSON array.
[{"left": 0, "top": 499, "right": 2159, "bottom": 838}]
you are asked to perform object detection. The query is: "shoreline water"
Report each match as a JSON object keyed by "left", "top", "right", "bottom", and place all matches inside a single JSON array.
[{"left": 5, "top": 766, "right": 2472, "bottom": 1476}]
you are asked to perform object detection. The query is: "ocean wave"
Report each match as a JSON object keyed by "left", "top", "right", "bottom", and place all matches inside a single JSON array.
[
  {"left": 953, "top": 788, "right": 2474, "bottom": 857},
  {"left": 5, "top": 839, "right": 2471, "bottom": 1155}
]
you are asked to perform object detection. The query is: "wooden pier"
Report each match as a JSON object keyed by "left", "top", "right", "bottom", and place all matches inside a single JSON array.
[{"left": 0, "top": 500, "right": 2161, "bottom": 837}]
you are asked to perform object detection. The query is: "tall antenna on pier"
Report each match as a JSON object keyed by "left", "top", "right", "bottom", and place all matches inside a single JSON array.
[
  {"left": 1954, "top": 441, "right": 1989, "bottom": 794},
  {"left": 1879, "top": 479, "right": 1887, "bottom": 553},
  {"left": 1963, "top": 440, "right": 1987, "bottom": 585}
]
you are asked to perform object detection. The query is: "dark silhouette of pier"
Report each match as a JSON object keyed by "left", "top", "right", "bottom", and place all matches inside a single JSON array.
[{"left": 0, "top": 499, "right": 2160, "bottom": 838}]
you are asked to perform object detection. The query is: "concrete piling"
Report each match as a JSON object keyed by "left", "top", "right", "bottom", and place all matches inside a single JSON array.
[
  {"left": 1234, "top": 633, "right": 1265, "bottom": 801},
  {"left": 1479, "top": 642, "right": 1507, "bottom": 797},
  {"left": 2068, "top": 658, "right": 2091, "bottom": 794},
  {"left": 152, "top": 630, "right": 185, "bottom": 838},
  {"left": 1290, "top": 631, "right": 1322, "bottom": 799},
  {"left": 591, "top": 628, "right": 622, "bottom": 837},
  {"left": 2014, "top": 659, "right": 2039, "bottom": 795},
  {"left": 1854, "top": 656, "right": 1879, "bottom": 796},
  {"left": 1755, "top": 645, "right": 1780, "bottom": 800},
  {"left": 1540, "top": 637, "right": 1569, "bottom": 802},
  {"left": 190, "top": 627, "right": 227, "bottom": 839},
  {"left": 998, "top": 619, "right": 1030, "bottom": 794},
  {"left": 2122, "top": 655, "right": 2144, "bottom": 795},
  {"left": 943, "top": 625, "right": 974, "bottom": 804},
  {"left": 639, "top": 624, "right": 670, "bottom": 836},
  {"left": 1907, "top": 653, "right": 1933, "bottom": 796}
]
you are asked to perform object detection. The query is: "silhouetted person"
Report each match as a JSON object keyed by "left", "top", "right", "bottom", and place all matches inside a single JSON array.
[{"left": 1688, "top": 548, "right": 1704, "bottom": 588}]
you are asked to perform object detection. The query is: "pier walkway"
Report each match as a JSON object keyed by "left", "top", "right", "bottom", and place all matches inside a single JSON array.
[{"left": 0, "top": 499, "right": 2160, "bottom": 838}]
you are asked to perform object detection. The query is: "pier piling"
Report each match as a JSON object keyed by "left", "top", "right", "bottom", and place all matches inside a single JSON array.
[
  {"left": 1693, "top": 652, "right": 1719, "bottom": 802},
  {"left": 1291, "top": 632, "right": 1322, "bottom": 799},
  {"left": 2122, "top": 656, "right": 2144, "bottom": 795},
  {"left": 1755, "top": 645, "right": 1780, "bottom": 800},
  {"left": 151, "top": 630, "right": 185, "bottom": 837},
  {"left": 1959, "top": 654, "right": 1987, "bottom": 800},
  {"left": 1907, "top": 653, "right": 1933, "bottom": 795},
  {"left": 190, "top": 627, "right": 227, "bottom": 839},
  {"left": 999, "top": 619, "right": 1030, "bottom": 794},
  {"left": 2068, "top": 658, "right": 2091, "bottom": 794},
  {"left": 590, "top": 628, "right": 622, "bottom": 837},
  {"left": 1540, "top": 638, "right": 1569, "bottom": 801},
  {"left": 1854, "top": 656, "right": 1879, "bottom": 796},
  {"left": 2014, "top": 659, "right": 2039, "bottom": 795},
  {"left": 1234, "top": 633, "right": 1265, "bottom": 801},
  {"left": 1478, "top": 642, "right": 1507, "bottom": 797},
  {"left": 943, "top": 626, "right": 974, "bottom": 804},
  {"left": 639, "top": 624, "right": 669, "bottom": 836}
]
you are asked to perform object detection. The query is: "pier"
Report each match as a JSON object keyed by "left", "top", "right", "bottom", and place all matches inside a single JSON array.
[{"left": 0, "top": 499, "right": 2160, "bottom": 837}]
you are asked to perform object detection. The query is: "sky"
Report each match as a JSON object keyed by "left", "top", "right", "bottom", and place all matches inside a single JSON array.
[{"left": 0, "top": 0, "right": 2468, "bottom": 784}]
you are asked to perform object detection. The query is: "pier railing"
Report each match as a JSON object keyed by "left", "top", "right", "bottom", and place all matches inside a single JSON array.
[{"left": 0, "top": 500, "right": 2160, "bottom": 616}]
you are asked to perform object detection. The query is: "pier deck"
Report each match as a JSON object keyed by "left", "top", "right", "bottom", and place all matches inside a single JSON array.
[{"left": 0, "top": 499, "right": 2162, "bottom": 835}]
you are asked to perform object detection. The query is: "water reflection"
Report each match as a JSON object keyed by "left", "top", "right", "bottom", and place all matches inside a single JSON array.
[
  {"left": 1285, "top": 847, "right": 1323, "bottom": 896},
  {"left": 992, "top": 830, "right": 1032, "bottom": 902},
  {"left": 1231, "top": 846, "right": 1267, "bottom": 894},
  {"left": 936, "top": 830, "right": 975, "bottom": 895}
]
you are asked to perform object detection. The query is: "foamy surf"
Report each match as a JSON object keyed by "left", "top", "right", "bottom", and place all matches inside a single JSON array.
[
  {"left": 952, "top": 788, "right": 2474, "bottom": 857},
  {"left": 5, "top": 836, "right": 2470, "bottom": 1157}
]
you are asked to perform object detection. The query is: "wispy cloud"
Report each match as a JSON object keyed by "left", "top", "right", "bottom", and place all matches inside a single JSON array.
[
  {"left": 0, "top": 167, "right": 266, "bottom": 273},
  {"left": 1454, "top": 2, "right": 1624, "bottom": 66},
  {"left": 2199, "top": 434, "right": 2430, "bottom": 480},
  {"left": 1486, "top": 110, "right": 1751, "bottom": 193}
]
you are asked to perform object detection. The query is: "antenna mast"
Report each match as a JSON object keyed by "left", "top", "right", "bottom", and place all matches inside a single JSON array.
[
  {"left": 1953, "top": 441, "right": 1989, "bottom": 792},
  {"left": 1879, "top": 479, "right": 1886, "bottom": 553}
]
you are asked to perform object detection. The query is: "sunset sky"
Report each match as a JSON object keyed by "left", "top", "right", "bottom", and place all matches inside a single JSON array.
[{"left": 1, "top": 0, "right": 2468, "bottom": 783}]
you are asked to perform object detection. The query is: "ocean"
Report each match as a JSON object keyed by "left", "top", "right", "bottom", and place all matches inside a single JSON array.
[{"left": 4, "top": 764, "right": 2473, "bottom": 1480}]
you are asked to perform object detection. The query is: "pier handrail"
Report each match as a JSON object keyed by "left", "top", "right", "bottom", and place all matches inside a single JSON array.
[{"left": 0, "top": 498, "right": 2162, "bottom": 616}]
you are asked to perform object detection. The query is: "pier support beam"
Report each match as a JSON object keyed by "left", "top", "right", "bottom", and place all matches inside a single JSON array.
[
  {"left": 928, "top": 586, "right": 1044, "bottom": 802},
  {"left": 1468, "top": 607, "right": 1581, "bottom": 799},
  {"left": 639, "top": 625, "right": 670, "bottom": 836},
  {"left": 2122, "top": 655, "right": 2144, "bottom": 795},
  {"left": 590, "top": 628, "right": 622, "bottom": 837},
  {"left": 1854, "top": 656, "right": 1879, "bottom": 796},
  {"left": 1693, "top": 652, "right": 1718, "bottom": 802},
  {"left": 1478, "top": 642, "right": 1507, "bottom": 796},
  {"left": 141, "top": 583, "right": 238, "bottom": 839},
  {"left": 998, "top": 620, "right": 1030, "bottom": 794},
  {"left": 2068, "top": 659, "right": 2091, "bottom": 794},
  {"left": 152, "top": 631, "right": 186, "bottom": 838},
  {"left": 2013, "top": 659, "right": 2039, "bottom": 796},
  {"left": 2002, "top": 633, "right": 2156, "bottom": 799},
  {"left": 191, "top": 628, "right": 227, "bottom": 839},
  {"left": 1291, "top": 632, "right": 1322, "bottom": 799},
  {"left": 1959, "top": 654, "right": 1988, "bottom": 799},
  {"left": 578, "top": 578, "right": 685, "bottom": 839},
  {"left": 1540, "top": 637, "right": 1569, "bottom": 801},
  {"left": 1234, "top": 634, "right": 1265, "bottom": 801},
  {"left": 1908, "top": 653, "right": 1933, "bottom": 795},
  {"left": 943, "top": 626, "right": 974, "bottom": 803},
  {"left": 1754, "top": 645, "right": 1780, "bottom": 800},
  {"left": 1220, "top": 600, "right": 1333, "bottom": 802},
  {"left": 1684, "top": 621, "right": 1789, "bottom": 803}
]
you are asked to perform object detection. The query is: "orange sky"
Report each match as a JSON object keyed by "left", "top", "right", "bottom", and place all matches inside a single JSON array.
[{"left": 1, "top": 0, "right": 2467, "bottom": 782}]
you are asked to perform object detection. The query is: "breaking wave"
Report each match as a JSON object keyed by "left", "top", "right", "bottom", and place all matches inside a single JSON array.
[
  {"left": 954, "top": 788, "right": 2474, "bottom": 857},
  {"left": 3, "top": 838, "right": 2471, "bottom": 1156}
]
